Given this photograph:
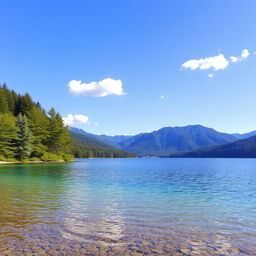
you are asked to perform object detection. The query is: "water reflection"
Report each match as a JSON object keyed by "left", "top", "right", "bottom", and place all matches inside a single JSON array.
[
  {"left": 0, "top": 159, "right": 255, "bottom": 255},
  {"left": 63, "top": 172, "right": 125, "bottom": 246},
  {"left": 0, "top": 163, "right": 72, "bottom": 240}
]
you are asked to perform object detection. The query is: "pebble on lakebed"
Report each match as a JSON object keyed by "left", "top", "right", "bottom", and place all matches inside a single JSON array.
[{"left": 0, "top": 234, "right": 253, "bottom": 256}]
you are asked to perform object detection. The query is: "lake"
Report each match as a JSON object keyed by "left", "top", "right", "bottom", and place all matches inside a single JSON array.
[{"left": 0, "top": 158, "right": 255, "bottom": 255}]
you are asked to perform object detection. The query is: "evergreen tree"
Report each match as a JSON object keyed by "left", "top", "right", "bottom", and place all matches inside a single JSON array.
[
  {"left": 17, "top": 93, "right": 34, "bottom": 116},
  {"left": 15, "top": 114, "right": 32, "bottom": 160},
  {"left": 0, "top": 84, "right": 16, "bottom": 113},
  {"left": 27, "top": 105, "right": 49, "bottom": 157},
  {"left": 0, "top": 113, "right": 17, "bottom": 158},
  {"left": 9, "top": 90, "right": 19, "bottom": 115},
  {"left": 2, "top": 83, "right": 8, "bottom": 90},
  {"left": 0, "top": 89, "right": 9, "bottom": 113},
  {"left": 46, "top": 108, "right": 71, "bottom": 154},
  {"left": 0, "top": 84, "right": 132, "bottom": 161}
]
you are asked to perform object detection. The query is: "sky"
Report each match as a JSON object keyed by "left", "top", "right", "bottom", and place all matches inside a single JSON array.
[{"left": 1, "top": 0, "right": 256, "bottom": 135}]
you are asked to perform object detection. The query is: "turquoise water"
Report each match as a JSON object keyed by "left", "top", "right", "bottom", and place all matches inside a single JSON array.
[{"left": 0, "top": 158, "right": 256, "bottom": 255}]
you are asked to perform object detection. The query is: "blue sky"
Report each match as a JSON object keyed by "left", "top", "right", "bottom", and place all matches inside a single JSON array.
[{"left": 1, "top": 0, "right": 256, "bottom": 135}]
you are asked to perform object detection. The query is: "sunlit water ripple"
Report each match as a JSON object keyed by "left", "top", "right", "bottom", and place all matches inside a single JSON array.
[{"left": 0, "top": 158, "right": 256, "bottom": 255}]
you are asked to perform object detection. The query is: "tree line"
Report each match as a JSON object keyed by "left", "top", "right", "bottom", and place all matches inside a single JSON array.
[
  {"left": 72, "top": 133, "right": 136, "bottom": 158},
  {"left": 0, "top": 84, "right": 136, "bottom": 161},
  {"left": 0, "top": 84, "right": 72, "bottom": 161}
]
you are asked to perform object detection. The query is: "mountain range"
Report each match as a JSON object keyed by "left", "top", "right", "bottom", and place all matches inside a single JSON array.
[
  {"left": 170, "top": 135, "right": 256, "bottom": 158},
  {"left": 69, "top": 125, "right": 256, "bottom": 157}
]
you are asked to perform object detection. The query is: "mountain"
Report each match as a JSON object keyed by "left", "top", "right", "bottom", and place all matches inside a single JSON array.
[
  {"left": 119, "top": 125, "right": 238, "bottom": 156},
  {"left": 71, "top": 130, "right": 118, "bottom": 150},
  {"left": 69, "top": 126, "right": 132, "bottom": 149},
  {"left": 70, "top": 125, "right": 242, "bottom": 157},
  {"left": 71, "top": 131, "right": 136, "bottom": 158},
  {"left": 170, "top": 135, "right": 256, "bottom": 158},
  {"left": 232, "top": 130, "right": 256, "bottom": 140}
]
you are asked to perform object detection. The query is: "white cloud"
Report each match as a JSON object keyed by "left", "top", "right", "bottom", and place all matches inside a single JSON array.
[
  {"left": 208, "top": 73, "right": 214, "bottom": 78},
  {"left": 230, "top": 49, "right": 250, "bottom": 63},
  {"left": 63, "top": 114, "right": 89, "bottom": 126},
  {"left": 181, "top": 54, "right": 229, "bottom": 71},
  {"left": 241, "top": 49, "right": 249, "bottom": 59},
  {"left": 160, "top": 96, "right": 166, "bottom": 99},
  {"left": 230, "top": 56, "right": 239, "bottom": 63},
  {"left": 94, "top": 122, "right": 100, "bottom": 126},
  {"left": 182, "top": 49, "right": 250, "bottom": 74},
  {"left": 68, "top": 78, "right": 125, "bottom": 97}
]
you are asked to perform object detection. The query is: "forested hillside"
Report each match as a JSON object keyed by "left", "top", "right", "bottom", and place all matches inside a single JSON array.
[
  {"left": 71, "top": 132, "right": 136, "bottom": 158},
  {"left": 119, "top": 125, "right": 239, "bottom": 156},
  {"left": 70, "top": 125, "right": 248, "bottom": 157},
  {"left": 170, "top": 135, "right": 256, "bottom": 158},
  {"left": 0, "top": 84, "right": 72, "bottom": 161},
  {"left": 0, "top": 84, "right": 135, "bottom": 161},
  {"left": 69, "top": 126, "right": 132, "bottom": 149},
  {"left": 75, "top": 125, "right": 237, "bottom": 157}
]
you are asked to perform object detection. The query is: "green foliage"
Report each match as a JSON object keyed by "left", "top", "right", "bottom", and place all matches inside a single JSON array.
[
  {"left": 15, "top": 114, "right": 33, "bottom": 160},
  {"left": 0, "top": 84, "right": 135, "bottom": 161},
  {"left": 0, "top": 84, "right": 74, "bottom": 161},
  {"left": 17, "top": 93, "right": 34, "bottom": 116},
  {"left": 61, "top": 153, "right": 74, "bottom": 161},
  {"left": 40, "top": 152, "right": 62, "bottom": 161},
  {"left": 39, "top": 152, "right": 73, "bottom": 161},
  {"left": 0, "top": 155, "right": 17, "bottom": 162},
  {"left": 71, "top": 132, "right": 136, "bottom": 158},
  {"left": 0, "top": 89, "right": 9, "bottom": 113},
  {"left": 46, "top": 108, "right": 71, "bottom": 154},
  {"left": 29, "top": 157, "right": 41, "bottom": 161},
  {"left": 27, "top": 105, "right": 49, "bottom": 157},
  {"left": 0, "top": 113, "right": 17, "bottom": 158}
]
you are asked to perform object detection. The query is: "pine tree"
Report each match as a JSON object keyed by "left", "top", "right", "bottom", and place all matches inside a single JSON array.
[
  {"left": 17, "top": 93, "right": 34, "bottom": 116},
  {"left": 0, "top": 113, "right": 17, "bottom": 158},
  {"left": 0, "top": 85, "right": 75, "bottom": 161},
  {"left": 0, "top": 89, "right": 9, "bottom": 113},
  {"left": 27, "top": 105, "right": 49, "bottom": 157},
  {"left": 15, "top": 114, "right": 32, "bottom": 160},
  {"left": 46, "top": 108, "right": 71, "bottom": 154}
]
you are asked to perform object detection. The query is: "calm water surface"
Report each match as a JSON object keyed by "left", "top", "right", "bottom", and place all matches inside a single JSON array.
[{"left": 0, "top": 158, "right": 256, "bottom": 255}]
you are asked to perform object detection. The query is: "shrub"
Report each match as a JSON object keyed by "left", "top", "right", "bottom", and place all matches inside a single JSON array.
[
  {"left": 61, "top": 153, "right": 74, "bottom": 161},
  {"left": 40, "top": 152, "right": 61, "bottom": 161}
]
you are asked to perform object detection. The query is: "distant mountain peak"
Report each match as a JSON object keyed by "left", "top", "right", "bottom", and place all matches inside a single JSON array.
[{"left": 69, "top": 125, "right": 256, "bottom": 157}]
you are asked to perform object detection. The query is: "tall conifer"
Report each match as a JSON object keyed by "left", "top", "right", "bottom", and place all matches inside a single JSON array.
[
  {"left": 16, "top": 114, "right": 32, "bottom": 160},
  {"left": 0, "top": 113, "right": 17, "bottom": 158}
]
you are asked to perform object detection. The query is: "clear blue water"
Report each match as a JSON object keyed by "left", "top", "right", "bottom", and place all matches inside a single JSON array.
[{"left": 0, "top": 158, "right": 256, "bottom": 255}]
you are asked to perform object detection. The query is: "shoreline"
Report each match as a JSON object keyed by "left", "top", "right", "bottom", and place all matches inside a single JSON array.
[
  {"left": 0, "top": 160, "right": 68, "bottom": 165},
  {"left": 0, "top": 157, "right": 137, "bottom": 165}
]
